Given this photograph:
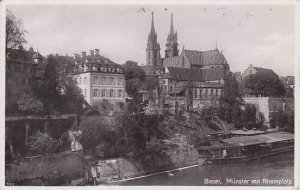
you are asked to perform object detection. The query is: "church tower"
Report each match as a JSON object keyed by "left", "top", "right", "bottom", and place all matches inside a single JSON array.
[
  {"left": 146, "top": 12, "right": 162, "bottom": 67},
  {"left": 165, "top": 13, "right": 178, "bottom": 58}
]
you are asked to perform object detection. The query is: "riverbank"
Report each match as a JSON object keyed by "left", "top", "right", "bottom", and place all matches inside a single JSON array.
[{"left": 121, "top": 151, "right": 294, "bottom": 186}]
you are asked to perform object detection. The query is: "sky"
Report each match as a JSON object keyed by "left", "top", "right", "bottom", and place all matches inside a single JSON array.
[{"left": 7, "top": 4, "right": 294, "bottom": 76}]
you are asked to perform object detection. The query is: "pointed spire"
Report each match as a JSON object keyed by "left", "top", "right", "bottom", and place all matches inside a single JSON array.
[
  {"left": 169, "top": 13, "right": 175, "bottom": 37},
  {"left": 150, "top": 12, "right": 155, "bottom": 35}
]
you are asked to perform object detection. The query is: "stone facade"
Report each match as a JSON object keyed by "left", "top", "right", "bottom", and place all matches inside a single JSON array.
[
  {"left": 73, "top": 49, "right": 126, "bottom": 112},
  {"left": 243, "top": 97, "right": 294, "bottom": 126}
]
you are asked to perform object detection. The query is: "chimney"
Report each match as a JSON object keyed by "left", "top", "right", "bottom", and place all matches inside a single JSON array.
[
  {"left": 90, "top": 50, "right": 94, "bottom": 56},
  {"left": 94, "top": 49, "right": 99, "bottom": 55},
  {"left": 81, "top": 51, "right": 86, "bottom": 58}
]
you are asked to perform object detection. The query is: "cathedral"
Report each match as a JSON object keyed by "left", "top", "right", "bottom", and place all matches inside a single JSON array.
[{"left": 142, "top": 13, "right": 230, "bottom": 110}]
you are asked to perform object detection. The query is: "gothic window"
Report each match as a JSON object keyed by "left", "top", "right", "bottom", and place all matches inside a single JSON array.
[
  {"left": 182, "top": 57, "right": 185, "bottom": 68},
  {"left": 84, "top": 77, "right": 87, "bottom": 84},
  {"left": 194, "top": 88, "right": 197, "bottom": 98}
]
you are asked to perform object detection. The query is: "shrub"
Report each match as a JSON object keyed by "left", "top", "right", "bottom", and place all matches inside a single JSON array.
[{"left": 28, "top": 131, "right": 59, "bottom": 155}]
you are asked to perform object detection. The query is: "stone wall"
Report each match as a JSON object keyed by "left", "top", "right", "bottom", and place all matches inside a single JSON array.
[
  {"left": 85, "top": 148, "right": 199, "bottom": 183},
  {"left": 5, "top": 150, "right": 83, "bottom": 185},
  {"left": 243, "top": 97, "right": 294, "bottom": 126},
  {"left": 243, "top": 97, "right": 270, "bottom": 123}
]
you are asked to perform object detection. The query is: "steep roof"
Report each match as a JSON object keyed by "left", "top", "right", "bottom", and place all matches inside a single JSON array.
[
  {"left": 183, "top": 48, "right": 228, "bottom": 66},
  {"left": 162, "top": 56, "right": 181, "bottom": 67},
  {"left": 163, "top": 67, "right": 225, "bottom": 82}
]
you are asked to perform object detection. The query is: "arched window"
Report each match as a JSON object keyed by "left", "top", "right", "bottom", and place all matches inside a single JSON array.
[
  {"left": 118, "top": 89, "right": 122, "bottom": 97},
  {"left": 84, "top": 77, "right": 87, "bottom": 84}
]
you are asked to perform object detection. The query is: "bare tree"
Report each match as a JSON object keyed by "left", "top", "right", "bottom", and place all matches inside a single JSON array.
[{"left": 6, "top": 9, "right": 27, "bottom": 50}]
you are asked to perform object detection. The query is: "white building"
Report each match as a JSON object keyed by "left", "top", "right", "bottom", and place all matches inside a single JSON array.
[{"left": 73, "top": 49, "right": 126, "bottom": 112}]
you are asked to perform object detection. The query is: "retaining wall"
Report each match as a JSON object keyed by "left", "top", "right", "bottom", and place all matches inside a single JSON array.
[{"left": 5, "top": 150, "right": 83, "bottom": 185}]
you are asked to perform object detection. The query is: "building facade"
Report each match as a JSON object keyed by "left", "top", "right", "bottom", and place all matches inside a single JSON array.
[
  {"left": 73, "top": 49, "right": 126, "bottom": 112},
  {"left": 6, "top": 48, "right": 42, "bottom": 113}
]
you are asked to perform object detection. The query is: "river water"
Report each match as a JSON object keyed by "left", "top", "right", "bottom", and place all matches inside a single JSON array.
[{"left": 122, "top": 151, "right": 294, "bottom": 186}]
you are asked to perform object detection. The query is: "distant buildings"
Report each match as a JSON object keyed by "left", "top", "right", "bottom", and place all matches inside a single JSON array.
[
  {"left": 73, "top": 49, "right": 126, "bottom": 112},
  {"left": 5, "top": 47, "right": 43, "bottom": 113},
  {"left": 240, "top": 64, "right": 294, "bottom": 127},
  {"left": 142, "top": 13, "right": 229, "bottom": 110}
]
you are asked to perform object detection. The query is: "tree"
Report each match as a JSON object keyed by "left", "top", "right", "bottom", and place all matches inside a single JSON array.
[
  {"left": 17, "top": 94, "right": 43, "bottom": 115},
  {"left": 143, "top": 76, "right": 159, "bottom": 106},
  {"left": 58, "top": 76, "right": 84, "bottom": 114},
  {"left": 243, "top": 72, "right": 285, "bottom": 97},
  {"left": 123, "top": 61, "right": 146, "bottom": 112},
  {"left": 78, "top": 117, "right": 116, "bottom": 155},
  {"left": 219, "top": 72, "right": 244, "bottom": 125},
  {"left": 241, "top": 104, "right": 257, "bottom": 130},
  {"left": 123, "top": 60, "right": 145, "bottom": 81},
  {"left": 33, "top": 55, "right": 84, "bottom": 114},
  {"left": 6, "top": 9, "right": 27, "bottom": 49},
  {"left": 33, "top": 55, "right": 60, "bottom": 113}
]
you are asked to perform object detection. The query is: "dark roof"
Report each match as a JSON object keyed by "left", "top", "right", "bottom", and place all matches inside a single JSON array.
[
  {"left": 163, "top": 56, "right": 181, "bottom": 67},
  {"left": 6, "top": 48, "right": 36, "bottom": 64},
  {"left": 183, "top": 48, "right": 228, "bottom": 66},
  {"left": 75, "top": 53, "right": 121, "bottom": 68},
  {"left": 253, "top": 67, "right": 278, "bottom": 76},
  {"left": 163, "top": 67, "right": 225, "bottom": 82}
]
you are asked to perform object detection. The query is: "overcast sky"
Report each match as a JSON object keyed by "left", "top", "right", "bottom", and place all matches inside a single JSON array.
[{"left": 7, "top": 4, "right": 294, "bottom": 76}]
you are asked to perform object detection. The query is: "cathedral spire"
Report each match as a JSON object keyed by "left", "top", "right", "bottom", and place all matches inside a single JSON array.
[
  {"left": 165, "top": 13, "right": 178, "bottom": 58},
  {"left": 169, "top": 13, "right": 175, "bottom": 37},
  {"left": 146, "top": 12, "right": 162, "bottom": 67},
  {"left": 150, "top": 12, "right": 155, "bottom": 35}
]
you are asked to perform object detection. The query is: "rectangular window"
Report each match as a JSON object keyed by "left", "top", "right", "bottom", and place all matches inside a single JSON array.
[
  {"left": 101, "top": 77, "right": 106, "bottom": 85},
  {"left": 194, "top": 88, "right": 197, "bottom": 98},
  {"left": 94, "top": 76, "right": 98, "bottom": 85},
  {"left": 101, "top": 89, "right": 106, "bottom": 97},
  {"left": 93, "top": 89, "right": 98, "bottom": 97},
  {"left": 199, "top": 88, "right": 202, "bottom": 98},
  {"left": 117, "top": 78, "right": 122, "bottom": 85}
]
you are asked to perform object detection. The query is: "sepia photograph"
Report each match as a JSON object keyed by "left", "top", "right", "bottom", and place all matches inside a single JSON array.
[{"left": 2, "top": 0, "right": 297, "bottom": 187}]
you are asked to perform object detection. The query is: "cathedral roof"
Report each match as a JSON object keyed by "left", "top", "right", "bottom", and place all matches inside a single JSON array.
[
  {"left": 183, "top": 48, "right": 228, "bottom": 66},
  {"left": 163, "top": 67, "right": 225, "bottom": 82},
  {"left": 163, "top": 56, "right": 181, "bottom": 67}
]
